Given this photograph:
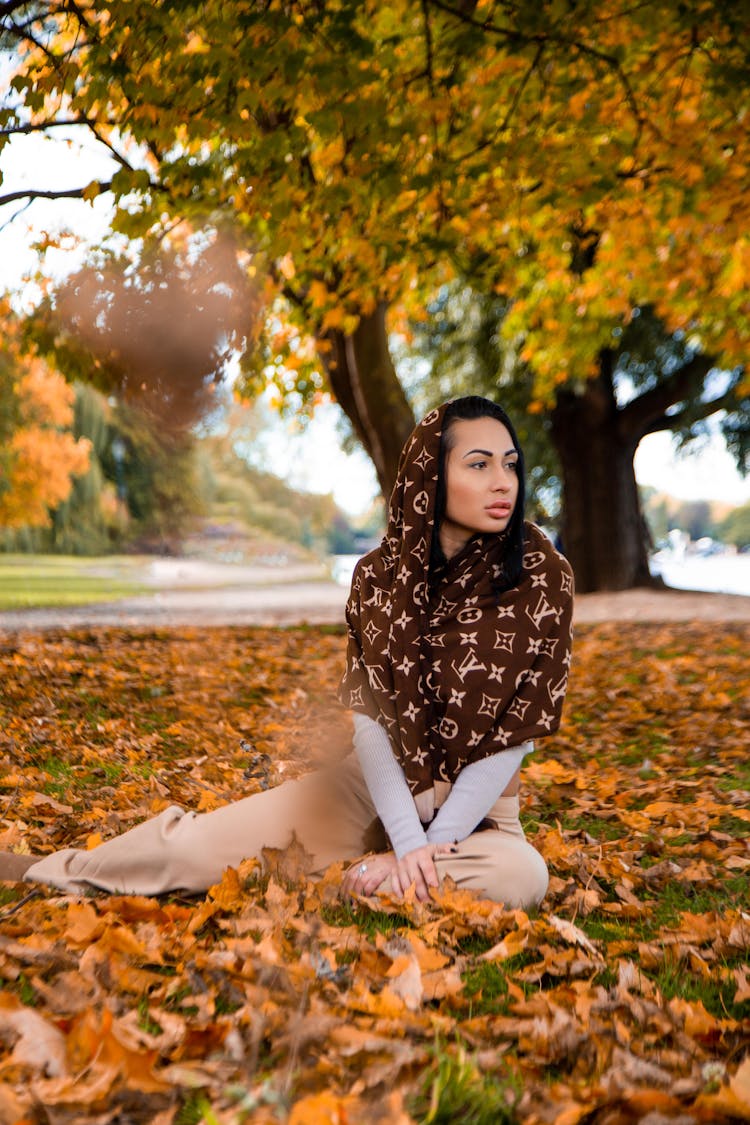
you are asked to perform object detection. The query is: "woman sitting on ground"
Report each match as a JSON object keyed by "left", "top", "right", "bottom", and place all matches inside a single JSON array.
[{"left": 0, "top": 396, "right": 574, "bottom": 908}]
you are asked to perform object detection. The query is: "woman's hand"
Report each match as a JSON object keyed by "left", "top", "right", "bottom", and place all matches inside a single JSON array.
[
  {"left": 391, "top": 842, "right": 456, "bottom": 902},
  {"left": 342, "top": 851, "right": 398, "bottom": 899},
  {"left": 343, "top": 843, "right": 458, "bottom": 901}
]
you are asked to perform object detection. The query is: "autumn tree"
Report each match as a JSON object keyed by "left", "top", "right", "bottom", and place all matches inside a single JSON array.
[
  {"left": 3, "top": 381, "right": 118, "bottom": 554},
  {"left": 2, "top": 0, "right": 749, "bottom": 588},
  {"left": 0, "top": 316, "right": 91, "bottom": 529}
]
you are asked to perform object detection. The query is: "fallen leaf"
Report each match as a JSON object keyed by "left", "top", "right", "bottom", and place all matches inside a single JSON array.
[{"left": 0, "top": 999, "right": 67, "bottom": 1077}]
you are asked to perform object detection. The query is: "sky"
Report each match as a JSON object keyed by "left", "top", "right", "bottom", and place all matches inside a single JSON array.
[{"left": 2, "top": 129, "right": 749, "bottom": 516}]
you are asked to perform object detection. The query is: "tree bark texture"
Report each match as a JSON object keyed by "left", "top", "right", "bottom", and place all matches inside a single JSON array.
[
  {"left": 319, "top": 302, "right": 415, "bottom": 499},
  {"left": 551, "top": 356, "right": 653, "bottom": 593}
]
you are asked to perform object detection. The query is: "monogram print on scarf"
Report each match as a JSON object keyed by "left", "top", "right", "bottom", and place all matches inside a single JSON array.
[{"left": 339, "top": 403, "right": 574, "bottom": 796}]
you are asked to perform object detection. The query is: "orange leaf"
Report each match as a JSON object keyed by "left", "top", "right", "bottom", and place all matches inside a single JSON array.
[{"left": 289, "top": 1090, "right": 356, "bottom": 1125}]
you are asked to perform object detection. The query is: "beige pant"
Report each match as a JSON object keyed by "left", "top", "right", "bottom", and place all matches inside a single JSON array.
[{"left": 25, "top": 755, "right": 548, "bottom": 908}]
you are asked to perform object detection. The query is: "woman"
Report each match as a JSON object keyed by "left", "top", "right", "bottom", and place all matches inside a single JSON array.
[{"left": 0, "top": 397, "right": 573, "bottom": 908}]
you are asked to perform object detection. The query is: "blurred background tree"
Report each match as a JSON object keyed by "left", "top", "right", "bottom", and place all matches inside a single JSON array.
[{"left": 0, "top": 306, "right": 91, "bottom": 536}]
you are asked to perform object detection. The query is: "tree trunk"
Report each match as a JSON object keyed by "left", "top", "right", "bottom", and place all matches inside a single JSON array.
[
  {"left": 318, "top": 302, "right": 415, "bottom": 499},
  {"left": 550, "top": 355, "right": 653, "bottom": 593}
]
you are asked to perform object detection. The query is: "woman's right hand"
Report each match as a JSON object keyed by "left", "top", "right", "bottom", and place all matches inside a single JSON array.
[{"left": 342, "top": 851, "right": 398, "bottom": 898}]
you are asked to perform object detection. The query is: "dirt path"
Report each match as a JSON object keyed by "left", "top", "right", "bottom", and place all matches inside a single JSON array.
[{"left": 1, "top": 564, "right": 749, "bottom": 631}]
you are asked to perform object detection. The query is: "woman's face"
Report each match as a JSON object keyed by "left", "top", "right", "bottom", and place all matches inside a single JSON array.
[{"left": 439, "top": 416, "right": 519, "bottom": 560}]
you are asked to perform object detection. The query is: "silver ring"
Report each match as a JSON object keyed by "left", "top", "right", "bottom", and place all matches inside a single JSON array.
[{"left": 358, "top": 863, "right": 368, "bottom": 875}]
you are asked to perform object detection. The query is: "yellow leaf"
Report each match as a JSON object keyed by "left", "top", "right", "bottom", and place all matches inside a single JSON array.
[
  {"left": 308, "top": 280, "right": 329, "bottom": 309},
  {"left": 184, "top": 32, "right": 209, "bottom": 54},
  {"left": 82, "top": 181, "right": 101, "bottom": 202},
  {"left": 207, "top": 865, "right": 244, "bottom": 911},
  {"left": 479, "top": 926, "right": 528, "bottom": 962},
  {"left": 321, "top": 307, "right": 346, "bottom": 331}
]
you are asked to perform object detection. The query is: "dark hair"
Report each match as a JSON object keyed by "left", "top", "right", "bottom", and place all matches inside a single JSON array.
[{"left": 429, "top": 395, "right": 526, "bottom": 590}]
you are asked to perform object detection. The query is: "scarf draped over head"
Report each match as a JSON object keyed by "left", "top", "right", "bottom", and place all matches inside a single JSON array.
[{"left": 338, "top": 403, "right": 574, "bottom": 796}]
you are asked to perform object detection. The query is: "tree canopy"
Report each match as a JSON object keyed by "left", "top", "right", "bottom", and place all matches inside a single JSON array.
[
  {"left": 2, "top": 0, "right": 749, "bottom": 586},
  {"left": 3, "top": 0, "right": 749, "bottom": 391}
]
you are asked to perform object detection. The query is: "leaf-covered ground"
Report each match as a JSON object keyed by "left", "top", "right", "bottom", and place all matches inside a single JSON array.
[{"left": 0, "top": 622, "right": 748, "bottom": 1125}]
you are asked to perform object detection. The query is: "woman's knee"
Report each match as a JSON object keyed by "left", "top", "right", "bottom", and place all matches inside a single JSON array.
[
  {"left": 500, "top": 845, "right": 548, "bottom": 909},
  {"left": 471, "top": 839, "right": 549, "bottom": 909}
]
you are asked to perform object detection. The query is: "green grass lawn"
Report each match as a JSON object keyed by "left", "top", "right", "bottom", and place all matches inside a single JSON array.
[{"left": 0, "top": 555, "right": 149, "bottom": 609}]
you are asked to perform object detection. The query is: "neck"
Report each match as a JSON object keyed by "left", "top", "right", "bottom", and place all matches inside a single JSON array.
[{"left": 439, "top": 527, "right": 470, "bottom": 561}]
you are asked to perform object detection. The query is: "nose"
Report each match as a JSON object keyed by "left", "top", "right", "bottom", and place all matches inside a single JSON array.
[{"left": 492, "top": 467, "right": 512, "bottom": 491}]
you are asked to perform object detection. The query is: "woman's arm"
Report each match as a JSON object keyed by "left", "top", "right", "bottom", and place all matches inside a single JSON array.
[
  {"left": 351, "top": 713, "right": 454, "bottom": 901},
  {"left": 425, "top": 743, "right": 531, "bottom": 845},
  {"left": 351, "top": 712, "right": 428, "bottom": 857}
]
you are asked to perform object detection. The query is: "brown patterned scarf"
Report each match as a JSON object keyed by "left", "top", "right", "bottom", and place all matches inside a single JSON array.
[{"left": 338, "top": 404, "right": 574, "bottom": 796}]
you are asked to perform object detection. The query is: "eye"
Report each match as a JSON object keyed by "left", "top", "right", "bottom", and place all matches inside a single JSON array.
[
  {"left": 468, "top": 460, "right": 487, "bottom": 470},
  {"left": 504, "top": 461, "right": 518, "bottom": 472}
]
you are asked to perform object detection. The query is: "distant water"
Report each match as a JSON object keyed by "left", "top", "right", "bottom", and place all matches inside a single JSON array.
[
  {"left": 330, "top": 554, "right": 361, "bottom": 587},
  {"left": 332, "top": 552, "right": 750, "bottom": 597},
  {"left": 650, "top": 552, "right": 750, "bottom": 597}
]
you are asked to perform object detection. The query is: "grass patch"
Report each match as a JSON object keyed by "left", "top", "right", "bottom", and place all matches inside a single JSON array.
[
  {"left": 137, "top": 996, "right": 164, "bottom": 1036},
  {"left": 0, "top": 886, "right": 26, "bottom": 908},
  {"left": 410, "top": 1042, "right": 521, "bottom": 1124},
  {"left": 16, "top": 974, "right": 37, "bottom": 1007},
  {"left": 649, "top": 877, "right": 747, "bottom": 929},
  {"left": 579, "top": 917, "right": 634, "bottom": 944},
  {"left": 647, "top": 956, "right": 749, "bottom": 1020},
  {"left": 712, "top": 814, "right": 750, "bottom": 837},
  {"left": 462, "top": 962, "right": 512, "bottom": 1016},
  {"left": 321, "top": 901, "right": 414, "bottom": 939},
  {"left": 0, "top": 555, "right": 148, "bottom": 610},
  {"left": 614, "top": 734, "right": 671, "bottom": 766},
  {"left": 79, "top": 762, "right": 125, "bottom": 787},
  {"left": 523, "top": 808, "right": 625, "bottom": 841},
  {"left": 176, "top": 1093, "right": 214, "bottom": 1125},
  {"left": 40, "top": 755, "right": 75, "bottom": 800},
  {"left": 715, "top": 765, "right": 750, "bottom": 792},
  {"left": 461, "top": 952, "right": 539, "bottom": 1017}
]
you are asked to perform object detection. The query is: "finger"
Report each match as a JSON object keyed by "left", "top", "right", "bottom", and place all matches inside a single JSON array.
[
  {"left": 403, "top": 862, "right": 421, "bottom": 894},
  {"left": 422, "top": 858, "right": 439, "bottom": 887},
  {"left": 346, "top": 872, "right": 360, "bottom": 894},
  {"left": 363, "top": 872, "right": 383, "bottom": 895},
  {"left": 401, "top": 861, "right": 427, "bottom": 901},
  {"left": 415, "top": 865, "right": 433, "bottom": 901}
]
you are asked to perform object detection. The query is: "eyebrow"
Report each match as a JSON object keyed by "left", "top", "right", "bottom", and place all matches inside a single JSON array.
[{"left": 462, "top": 447, "right": 517, "bottom": 458}]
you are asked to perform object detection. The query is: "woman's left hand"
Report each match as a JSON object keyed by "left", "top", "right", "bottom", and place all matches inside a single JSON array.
[{"left": 342, "top": 852, "right": 398, "bottom": 898}]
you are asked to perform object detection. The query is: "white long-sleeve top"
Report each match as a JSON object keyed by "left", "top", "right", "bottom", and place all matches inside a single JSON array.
[{"left": 351, "top": 712, "right": 530, "bottom": 859}]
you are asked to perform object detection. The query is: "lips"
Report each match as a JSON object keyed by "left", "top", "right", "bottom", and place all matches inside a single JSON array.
[{"left": 485, "top": 503, "right": 512, "bottom": 517}]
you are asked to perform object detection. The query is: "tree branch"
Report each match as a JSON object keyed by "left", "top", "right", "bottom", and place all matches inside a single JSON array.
[
  {"left": 0, "top": 118, "right": 116, "bottom": 136},
  {"left": 618, "top": 352, "right": 717, "bottom": 443},
  {"left": 85, "top": 125, "right": 133, "bottom": 170},
  {"left": 0, "top": 183, "right": 113, "bottom": 207},
  {"left": 642, "top": 384, "right": 746, "bottom": 437},
  {"left": 426, "top": 0, "right": 646, "bottom": 129}
]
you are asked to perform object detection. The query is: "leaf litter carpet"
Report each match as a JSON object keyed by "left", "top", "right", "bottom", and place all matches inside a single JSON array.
[{"left": 0, "top": 622, "right": 747, "bottom": 1124}]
